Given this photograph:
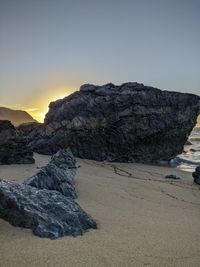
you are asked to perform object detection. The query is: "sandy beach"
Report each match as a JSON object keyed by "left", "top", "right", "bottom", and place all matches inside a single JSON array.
[{"left": 0, "top": 153, "right": 200, "bottom": 267}]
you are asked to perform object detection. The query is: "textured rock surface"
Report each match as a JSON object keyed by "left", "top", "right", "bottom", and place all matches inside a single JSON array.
[
  {"left": 28, "top": 83, "right": 200, "bottom": 163},
  {"left": 24, "top": 148, "right": 77, "bottom": 198},
  {"left": 0, "top": 179, "right": 97, "bottom": 239},
  {"left": 16, "top": 122, "right": 41, "bottom": 137},
  {"left": 192, "top": 166, "right": 200, "bottom": 185},
  {"left": 0, "top": 120, "right": 34, "bottom": 165}
]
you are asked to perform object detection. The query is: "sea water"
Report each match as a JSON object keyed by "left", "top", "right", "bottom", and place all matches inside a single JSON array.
[{"left": 170, "top": 127, "right": 200, "bottom": 172}]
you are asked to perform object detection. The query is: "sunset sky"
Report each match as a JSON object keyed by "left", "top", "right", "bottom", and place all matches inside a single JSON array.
[{"left": 0, "top": 0, "right": 199, "bottom": 122}]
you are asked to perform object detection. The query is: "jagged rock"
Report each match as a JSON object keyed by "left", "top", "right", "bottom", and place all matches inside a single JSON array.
[
  {"left": 16, "top": 122, "right": 41, "bottom": 137},
  {"left": 28, "top": 83, "right": 200, "bottom": 163},
  {"left": 192, "top": 166, "right": 200, "bottom": 185},
  {"left": 0, "top": 120, "right": 34, "bottom": 165},
  {"left": 0, "top": 179, "right": 97, "bottom": 239},
  {"left": 24, "top": 149, "right": 77, "bottom": 198},
  {"left": 0, "top": 148, "right": 97, "bottom": 239}
]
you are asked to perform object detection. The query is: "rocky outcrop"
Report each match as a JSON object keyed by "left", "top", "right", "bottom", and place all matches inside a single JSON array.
[
  {"left": 0, "top": 107, "right": 36, "bottom": 126},
  {"left": 0, "top": 179, "right": 97, "bottom": 239},
  {"left": 0, "top": 119, "right": 16, "bottom": 139},
  {"left": 16, "top": 122, "right": 41, "bottom": 137},
  {"left": 28, "top": 82, "right": 200, "bottom": 163},
  {"left": 0, "top": 120, "right": 34, "bottom": 165},
  {"left": 192, "top": 166, "right": 200, "bottom": 185},
  {"left": 24, "top": 149, "right": 77, "bottom": 198}
]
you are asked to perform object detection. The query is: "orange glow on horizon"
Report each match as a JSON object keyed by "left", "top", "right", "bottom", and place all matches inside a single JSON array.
[
  {"left": 33, "top": 112, "right": 46, "bottom": 123},
  {"left": 27, "top": 89, "right": 75, "bottom": 123},
  {"left": 1, "top": 88, "right": 75, "bottom": 123}
]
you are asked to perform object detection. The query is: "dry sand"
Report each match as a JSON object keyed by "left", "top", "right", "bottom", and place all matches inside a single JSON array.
[{"left": 0, "top": 153, "right": 200, "bottom": 267}]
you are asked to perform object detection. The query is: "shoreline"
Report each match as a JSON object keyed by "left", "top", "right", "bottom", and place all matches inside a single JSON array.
[{"left": 0, "top": 153, "right": 200, "bottom": 266}]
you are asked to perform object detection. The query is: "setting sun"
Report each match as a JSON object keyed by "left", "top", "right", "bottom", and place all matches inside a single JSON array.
[
  {"left": 32, "top": 94, "right": 69, "bottom": 122},
  {"left": 26, "top": 89, "right": 75, "bottom": 123},
  {"left": 34, "top": 112, "right": 46, "bottom": 123}
]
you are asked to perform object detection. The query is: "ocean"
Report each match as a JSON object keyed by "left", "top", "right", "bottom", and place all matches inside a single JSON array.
[{"left": 171, "top": 126, "right": 200, "bottom": 172}]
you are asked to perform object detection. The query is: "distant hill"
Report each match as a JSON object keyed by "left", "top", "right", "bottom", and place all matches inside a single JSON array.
[{"left": 0, "top": 107, "right": 37, "bottom": 126}]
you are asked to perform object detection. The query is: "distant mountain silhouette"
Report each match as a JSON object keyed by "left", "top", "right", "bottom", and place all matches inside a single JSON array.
[{"left": 0, "top": 107, "right": 37, "bottom": 126}]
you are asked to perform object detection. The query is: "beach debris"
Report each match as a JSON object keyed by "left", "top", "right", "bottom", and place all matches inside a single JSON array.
[
  {"left": 0, "top": 120, "right": 34, "bottom": 165},
  {"left": 165, "top": 174, "right": 181, "bottom": 180},
  {"left": 0, "top": 179, "right": 97, "bottom": 239},
  {"left": 24, "top": 148, "right": 77, "bottom": 198},
  {"left": 192, "top": 165, "right": 200, "bottom": 185}
]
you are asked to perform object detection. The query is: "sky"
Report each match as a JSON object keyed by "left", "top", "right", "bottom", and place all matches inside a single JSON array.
[{"left": 0, "top": 0, "right": 199, "bottom": 122}]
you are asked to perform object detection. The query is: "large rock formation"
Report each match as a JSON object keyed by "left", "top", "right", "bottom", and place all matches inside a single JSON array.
[
  {"left": 0, "top": 120, "right": 35, "bottom": 164},
  {"left": 24, "top": 149, "right": 77, "bottom": 198},
  {"left": 0, "top": 179, "right": 97, "bottom": 239},
  {"left": 28, "top": 83, "right": 200, "bottom": 163},
  {"left": 0, "top": 107, "right": 36, "bottom": 126}
]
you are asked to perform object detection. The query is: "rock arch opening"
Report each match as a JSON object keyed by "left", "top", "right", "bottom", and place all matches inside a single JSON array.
[{"left": 171, "top": 115, "right": 200, "bottom": 172}]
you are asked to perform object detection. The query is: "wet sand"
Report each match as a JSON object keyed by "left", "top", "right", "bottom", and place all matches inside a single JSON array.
[{"left": 0, "top": 153, "right": 200, "bottom": 267}]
